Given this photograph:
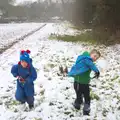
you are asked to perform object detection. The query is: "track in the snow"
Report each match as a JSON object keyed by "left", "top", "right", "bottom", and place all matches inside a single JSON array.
[{"left": 0, "top": 24, "right": 46, "bottom": 54}]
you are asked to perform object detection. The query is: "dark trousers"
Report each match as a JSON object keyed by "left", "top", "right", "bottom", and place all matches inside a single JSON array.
[{"left": 74, "top": 81, "right": 90, "bottom": 105}]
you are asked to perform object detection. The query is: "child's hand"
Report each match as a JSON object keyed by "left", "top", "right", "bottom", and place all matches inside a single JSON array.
[
  {"left": 18, "top": 76, "right": 25, "bottom": 83},
  {"left": 95, "top": 72, "right": 100, "bottom": 78}
]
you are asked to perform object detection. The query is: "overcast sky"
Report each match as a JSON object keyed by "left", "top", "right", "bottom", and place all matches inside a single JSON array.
[
  {"left": 16, "top": 0, "right": 37, "bottom": 4},
  {"left": 15, "top": 0, "right": 73, "bottom": 4},
  {"left": 16, "top": 0, "right": 58, "bottom": 4}
]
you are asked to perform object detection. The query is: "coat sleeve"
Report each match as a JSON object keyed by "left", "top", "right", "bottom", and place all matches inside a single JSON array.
[
  {"left": 26, "top": 66, "right": 37, "bottom": 83},
  {"left": 11, "top": 65, "right": 19, "bottom": 77},
  {"left": 84, "top": 59, "right": 99, "bottom": 73}
]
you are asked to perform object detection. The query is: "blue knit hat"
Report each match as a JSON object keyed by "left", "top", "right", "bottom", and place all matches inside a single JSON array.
[{"left": 20, "top": 50, "right": 31, "bottom": 63}]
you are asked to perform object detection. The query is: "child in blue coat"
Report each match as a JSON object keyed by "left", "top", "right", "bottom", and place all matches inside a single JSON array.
[
  {"left": 68, "top": 49, "right": 101, "bottom": 115},
  {"left": 11, "top": 50, "right": 37, "bottom": 109}
]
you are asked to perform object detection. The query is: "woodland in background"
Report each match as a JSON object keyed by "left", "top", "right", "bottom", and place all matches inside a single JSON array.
[{"left": 74, "top": 0, "right": 120, "bottom": 44}]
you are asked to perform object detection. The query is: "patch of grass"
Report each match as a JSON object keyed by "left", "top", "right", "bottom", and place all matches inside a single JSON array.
[
  {"left": 49, "top": 32, "right": 97, "bottom": 44},
  {"left": 32, "top": 118, "right": 42, "bottom": 120},
  {"left": 90, "top": 91, "right": 100, "bottom": 100},
  {"left": 111, "top": 76, "right": 119, "bottom": 81},
  {"left": 5, "top": 100, "right": 19, "bottom": 107},
  {"left": 47, "top": 63, "right": 56, "bottom": 68},
  {"left": 64, "top": 111, "right": 71, "bottom": 115},
  {"left": 40, "top": 88, "right": 45, "bottom": 95},
  {"left": 116, "top": 95, "right": 120, "bottom": 101},
  {"left": 11, "top": 100, "right": 19, "bottom": 105},
  {"left": 35, "top": 68, "right": 39, "bottom": 72},
  {"left": 70, "top": 25, "right": 82, "bottom": 30},
  {"left": 102, "top": 109, "right": 108, "bottom": 117}
]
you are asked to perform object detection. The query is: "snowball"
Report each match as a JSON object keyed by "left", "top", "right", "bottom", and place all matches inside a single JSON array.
[{"left": 96, "top": 58, "right": 108, "bottom": 72}]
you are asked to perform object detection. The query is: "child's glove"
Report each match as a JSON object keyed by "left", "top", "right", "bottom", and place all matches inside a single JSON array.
[
  {"left": 17, "top": 76, "right": 25, "bottom": 83},
  {"left": 95, "top": 72, "right": 100, "bottom": 78}
]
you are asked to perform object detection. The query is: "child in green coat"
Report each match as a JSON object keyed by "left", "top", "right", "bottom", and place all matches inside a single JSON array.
[{"left": 68, "top": 49, "right": 101, "bottom": 115}]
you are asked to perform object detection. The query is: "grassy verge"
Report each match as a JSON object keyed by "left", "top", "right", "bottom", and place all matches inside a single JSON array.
[
  {"left": 49, "top": 23, "right": 120, "bottom": 45},
  {"left": 49, "top": 31, "right": 97, "bottom": 44}
]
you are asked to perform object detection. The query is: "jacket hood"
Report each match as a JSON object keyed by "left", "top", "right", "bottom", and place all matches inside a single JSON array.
[
  {"left": 82, "top": 51, "right": 90, "bottom": 56},
  {"left": 82, "top": 51, "right": 93, "bottom": 61}
]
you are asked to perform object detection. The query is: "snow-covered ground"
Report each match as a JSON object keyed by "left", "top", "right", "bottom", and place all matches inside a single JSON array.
[
  {"left": 0, "top": 23, "right": 44, "bottom": 50},
  {"left": 0, "top": 23, "right": 120, "bottom": 120}
]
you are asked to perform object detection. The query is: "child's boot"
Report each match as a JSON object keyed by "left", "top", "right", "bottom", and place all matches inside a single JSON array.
[
  {"left": 73, "top": 102, "right": 80, "bottom": 110},
  {"left": 73, "top": 95, "right": 84, "bottom": 110},
  {"left": 29, "top": 104, "right": 34, "bottom": 110},
  {"left": 83, "top": 110, "right": 90, "bottom": 115},
  {"left": 73, "top": 100, "right": 81, "bottom": 110},
  {"left": 20, "top": 101, "right": 26, "bottom": 104},
  {"left": 83, "top": 103, "right": 90, "bottom": 115}
]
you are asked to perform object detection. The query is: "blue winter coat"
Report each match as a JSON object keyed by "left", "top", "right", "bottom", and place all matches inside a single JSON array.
[
  {"left": 11, "top": 60, "right": 37, "bottom": 97},
  {"left": 68, "top": 52, "right": 99, "bottom": 77}
]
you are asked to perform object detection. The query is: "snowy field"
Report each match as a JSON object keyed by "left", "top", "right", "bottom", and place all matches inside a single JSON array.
[
  {"left": 0, "top": 23, "right": 44, "bottom": 50},
  {"left": 0, "top": 23, "right": 120, "bottom": 120}
]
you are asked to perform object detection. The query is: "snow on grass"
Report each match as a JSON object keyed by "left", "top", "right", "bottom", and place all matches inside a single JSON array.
[
  {"left": 0, "top": 22, "right": 120, "bottom": 120},
  {"left": 0, "top": 23, "right": 44, "bottom": 50}
]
